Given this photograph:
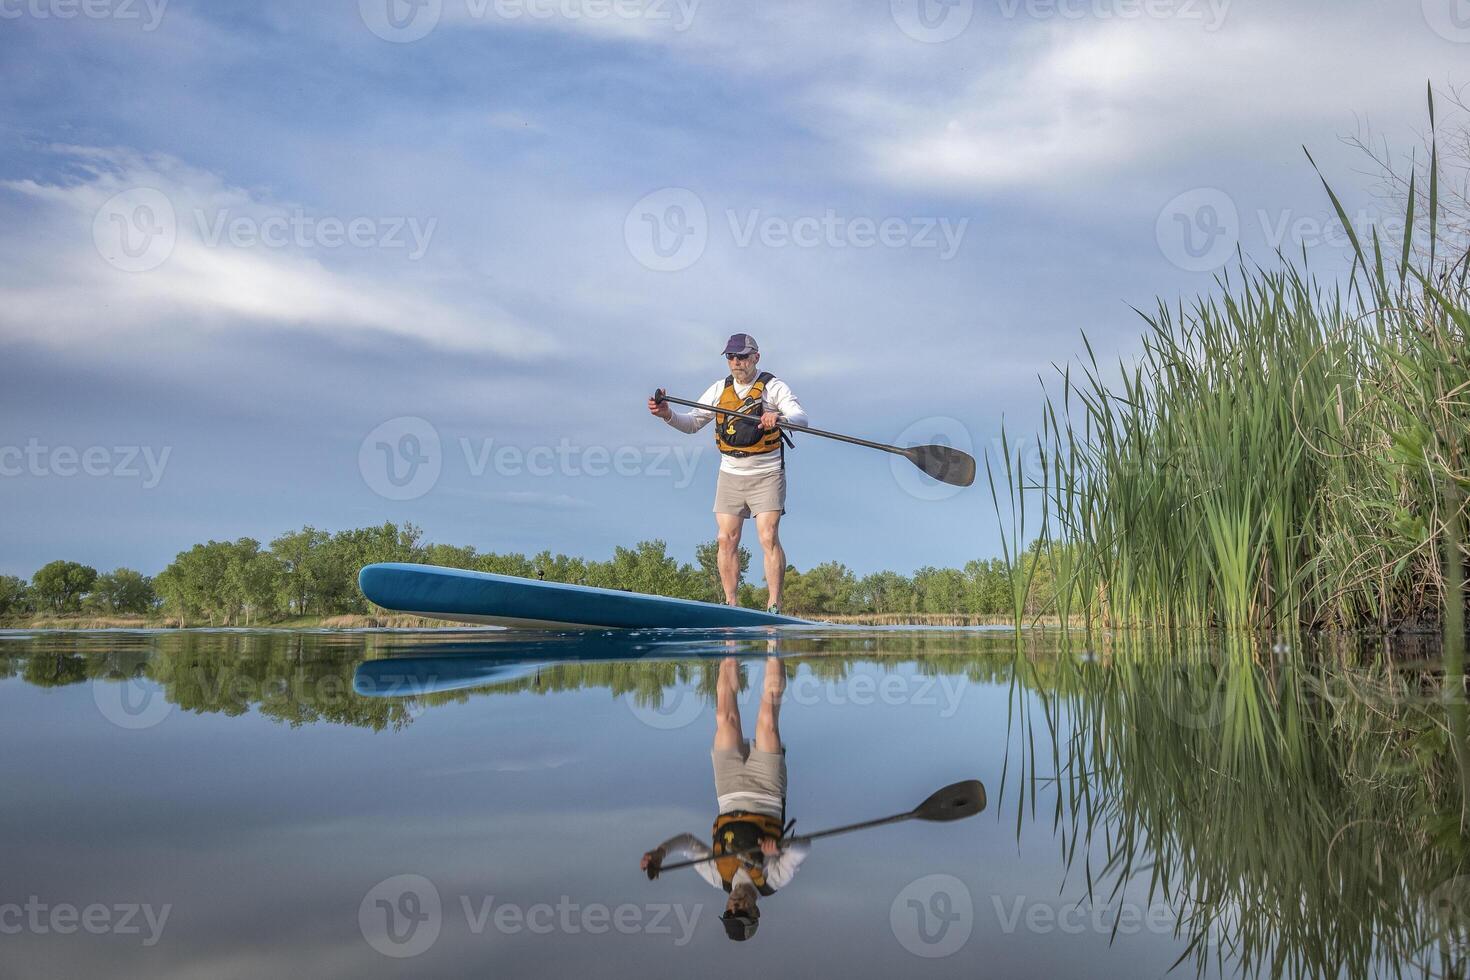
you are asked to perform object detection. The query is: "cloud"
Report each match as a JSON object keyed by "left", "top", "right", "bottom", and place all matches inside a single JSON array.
[{"left": 0, "top": 146, "right": 557, "bottom": 358}]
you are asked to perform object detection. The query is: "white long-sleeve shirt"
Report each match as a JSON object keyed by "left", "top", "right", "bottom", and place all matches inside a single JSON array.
[
  {"left": 654, "top": 832, "right": 811, "bottom": 892},
  {"left": 663, "top": 376, "right": 808, "bottom": 476}
]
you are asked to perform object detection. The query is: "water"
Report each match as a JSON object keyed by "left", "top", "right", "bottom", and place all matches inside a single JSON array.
[{"left": 0, "top": 628, "right": 1466, "bottom": 979}]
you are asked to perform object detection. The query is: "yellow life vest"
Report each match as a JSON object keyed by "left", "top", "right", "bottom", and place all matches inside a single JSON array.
[
  {"left": 714, "top": 372, "right": 789, "bottom": 458},
  {"left": 711, "top": 811, "right": 784, "bottom": 896}
]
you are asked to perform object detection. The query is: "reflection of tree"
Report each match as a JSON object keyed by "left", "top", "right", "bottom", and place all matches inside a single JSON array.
[{"left": 1008, "top": 632, "right": 1470, "bottom": 980}]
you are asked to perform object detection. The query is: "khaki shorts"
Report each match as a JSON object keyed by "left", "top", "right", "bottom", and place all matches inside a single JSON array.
[
  {"left": 712, "top": 741, "right": 788, "bottom": 801},
  {"left": 714, "top": 468, "right": 786, "bottom": 518}
]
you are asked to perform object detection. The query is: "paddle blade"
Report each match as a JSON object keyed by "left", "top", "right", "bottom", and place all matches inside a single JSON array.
[
  {"left": 913, "top": 780, "right": 987, "bottom": 821},
  {"left": 904, "top": 445, "right": 976, "bottom": 487}
]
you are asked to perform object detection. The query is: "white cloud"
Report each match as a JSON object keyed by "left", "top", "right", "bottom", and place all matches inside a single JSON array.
[{"left": 0, "top": 147, "right": 557, "bottom": 358}]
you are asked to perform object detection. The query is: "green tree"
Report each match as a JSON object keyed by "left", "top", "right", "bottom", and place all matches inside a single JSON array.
[
  {"left": 694, "top": 539, "right": 750, "bottom": 603},
  {"left": 855, "top": 570, "right": 917, "bottom": 615},
  {"left": 270, "top": 527, "right": 334, "bottom": 615},
  {"left": 30, "top": 560, "right": 98, "bottom": 612},
  {"left": 0, "top": 575, "right": 28, "bottom": 617},
  {"left": 784, "top": 561, "right": 858, "bottom": 615},
  {"left": 90, "top": 568, "right": 156, "bottom": 614}
]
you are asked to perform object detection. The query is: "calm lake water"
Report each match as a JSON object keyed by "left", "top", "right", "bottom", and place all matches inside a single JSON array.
[{"left": 1, "top": 627, "right": 1466, "bottom": 979}]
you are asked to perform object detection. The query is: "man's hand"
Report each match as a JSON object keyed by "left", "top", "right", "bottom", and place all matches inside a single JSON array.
[
  {"left": 641, "top": 848, "right": 667, "bottom": 880},
  {"left": 648, "top": 389, "right": 672, "bottom": 421},
  {"left": 759, "top": 837, "right": 780, "bottom": 856},
  {"left": 759, "top": 410, "right": 780, "bottom": 430}
]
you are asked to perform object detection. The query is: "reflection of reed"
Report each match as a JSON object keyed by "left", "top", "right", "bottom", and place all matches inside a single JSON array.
[{"left": 1007, "top": 631, "right": 1470, "bottom": 979}]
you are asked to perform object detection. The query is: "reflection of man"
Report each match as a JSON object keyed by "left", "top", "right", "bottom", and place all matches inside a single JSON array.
[{"left": 641, "top": 656, "right": 808, "bottom": 941}]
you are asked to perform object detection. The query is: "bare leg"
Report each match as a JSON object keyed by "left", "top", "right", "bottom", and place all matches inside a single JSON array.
[
  {"left": 714, "top": 657, "right": 744, "bottom": 752},
  {"left": 754, "top": 657, "right": 784, "bottom": 754},
  {"left": 755, "top": 511, "right": 784, "bottom": 608},
  {"left": 716, "top": 512, "right": 744, "bottom": 605}
]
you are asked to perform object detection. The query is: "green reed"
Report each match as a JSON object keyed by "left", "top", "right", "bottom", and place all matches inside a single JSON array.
[
  {"left": 1006, "top": 632, "right": 1470, "bottom": 979},
  {"left": 995, "top": 93, "right": 1470, "bottom": 634}
]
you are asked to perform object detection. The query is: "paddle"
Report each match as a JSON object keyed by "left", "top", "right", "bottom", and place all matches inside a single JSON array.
[
  {"left": 651, "top": 779, "right": 986, "bottom": 875},
  {"left": 653, "top": 391, "right": 976, "bottom": 488}
]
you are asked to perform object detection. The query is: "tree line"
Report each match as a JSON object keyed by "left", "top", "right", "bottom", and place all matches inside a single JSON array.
[{"left": 0, "top": 523, "right": 1068, "bottom": 624}]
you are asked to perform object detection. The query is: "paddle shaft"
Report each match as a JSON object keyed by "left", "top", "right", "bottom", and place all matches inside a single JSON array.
[{"left": 654, "top": 393, "right": 910, "bottom": 459}]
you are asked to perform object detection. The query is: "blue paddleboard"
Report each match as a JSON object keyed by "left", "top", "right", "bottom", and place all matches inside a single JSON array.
[{"left": 359, "top": 563, "right": 812, "bottom": 629}]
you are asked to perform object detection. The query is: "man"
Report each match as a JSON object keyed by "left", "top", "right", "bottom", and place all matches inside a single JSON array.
[
  {"left": 647, "top": 333, "right": 808, "bottom": 613},
  {"left": 640, "top": 656, "right": 808, "bottom": 942}
]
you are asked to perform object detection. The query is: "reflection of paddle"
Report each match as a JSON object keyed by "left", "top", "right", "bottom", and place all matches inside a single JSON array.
[
  {"left": 655, "top": 779, "right": 986, "bottom": 874},
  {"left": 653, "top": 391, "right": 977, "bottom": 488}
]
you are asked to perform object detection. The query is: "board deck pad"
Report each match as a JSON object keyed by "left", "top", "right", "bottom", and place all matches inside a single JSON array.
[{"left": 359, "top": 562, "right": 812, "bottom": 629}]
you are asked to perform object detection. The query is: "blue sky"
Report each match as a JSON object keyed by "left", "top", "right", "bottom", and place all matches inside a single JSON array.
[{"left": 1, "top": 0, "right": 1467, "bottom": 581}]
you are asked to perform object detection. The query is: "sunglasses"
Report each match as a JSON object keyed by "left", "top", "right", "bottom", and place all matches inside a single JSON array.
[{"left": 724, "top": 352, "right": 754, "bottom": 360}]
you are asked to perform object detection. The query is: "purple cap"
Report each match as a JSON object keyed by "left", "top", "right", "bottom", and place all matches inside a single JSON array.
[{"left": 722, "top": 333, "right": 759, "bottom": 355}]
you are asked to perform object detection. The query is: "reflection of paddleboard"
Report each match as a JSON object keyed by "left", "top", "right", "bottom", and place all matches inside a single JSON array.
[
  {"left": 354, "top": 657, "right": 545, "bottom": 697},
  {"left": 359, "top": 563, "right": 812, "bottom": 629}
]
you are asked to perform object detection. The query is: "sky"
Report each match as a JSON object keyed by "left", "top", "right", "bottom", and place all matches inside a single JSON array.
[{"left": 1, "top": 0, "right": 1468, "bottom": 581}]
